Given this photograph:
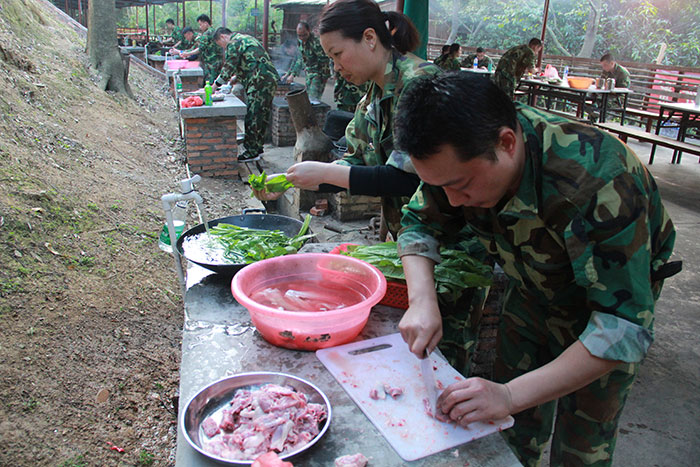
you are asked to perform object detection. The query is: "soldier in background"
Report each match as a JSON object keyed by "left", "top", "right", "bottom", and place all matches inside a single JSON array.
[
  {"left": 600, "top": 53, "right": 631, "bottom": 88},
  {"left": 492, "top": 38, "right": 543, "bottom": 99},
  {"left": 180, "top": 15, "right": 223, "bottom": 86},
  {"left": 281, "top": 22, "right": 331, "bottom": 101},
  {"left": 435, "top": 43, "right": 461, "bottom": 71},
  {"left": 164, "top": 18, "right": 180, "bottom": 46},
  {"left": 462, "top": 47, "right": 492, "bottom": 70},
  {"left": 212, "top": 28, "right": 279, "bottom": 162},
  {"left": 170, "top": 27, "right": 196, "bottom": 58},
  {"left": 433, "top": 44, "right": 450, "bottom": 69},
  {"left": 393, "top": 72, "right": 678, "bottom": 467}
]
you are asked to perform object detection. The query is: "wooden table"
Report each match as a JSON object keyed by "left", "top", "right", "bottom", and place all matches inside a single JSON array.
[
  {"left": 653, "top": 101, "right": 700, "bottom": 163},
  {"left": 519, "top": 78, "right": 631, "bottom": 123}
]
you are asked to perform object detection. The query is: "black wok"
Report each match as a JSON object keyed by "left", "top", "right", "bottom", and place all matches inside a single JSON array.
[{"left": 176, "top": 208, "right": 311, "bottom": 276}]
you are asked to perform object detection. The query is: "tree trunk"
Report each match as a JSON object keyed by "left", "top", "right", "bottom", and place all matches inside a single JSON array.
[
  {"left": 577, "top": 0, "right": 601, "bottom": 58},
  {"left": 446, "top": 0, "right": 461, "bottom": 44},
  {"left": 87, "top": 0, "right": 133, "bottom": 96}
]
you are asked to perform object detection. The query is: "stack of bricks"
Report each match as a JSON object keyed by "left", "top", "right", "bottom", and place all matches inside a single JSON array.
[
  {"left": 310, "top": 198, "right": 328, "bottom": 216},
  {"left": 328, "top": 191, "right": 381, "bottom": 221},
  {"left": 470, "top": 266, "right": 507, "bottom": 379},
  {"left": 183, "top": 117, "right": 239, "bottom": 178},
  {"left": 270, "top": 97, "right": 331, "bottom": 147}
]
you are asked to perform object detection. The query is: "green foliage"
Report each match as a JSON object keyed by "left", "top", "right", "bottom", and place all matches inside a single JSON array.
[
  {"left": 59, "top": 455, "right": 87, "bottom": 467},
  {"left": 138, "top": 450, "right": 155, "bottom": 466},
  {"left": 247, "top": 171, "right": 294, "bottom": 197},
  {"left": 433, "top": 0, "right": 700, "bottom": 67}
]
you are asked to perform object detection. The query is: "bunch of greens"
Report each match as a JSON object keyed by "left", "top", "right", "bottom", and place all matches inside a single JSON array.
[
  {"left": 340, "top": 242, "right": 492, "bottom": 305},
  {"left": 248, "top": 171, "right": 294, "bottom": 197},
  {"left": 209, "top": 215, "right": 314, "bottom": 263}
]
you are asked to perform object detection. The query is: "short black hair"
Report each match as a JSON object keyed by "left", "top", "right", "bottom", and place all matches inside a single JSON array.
[
  {"left": 166, "top": 19, "right": 175, "bottom": 25},
  {"left": 476, "top": 47, "right": 484, "bottom": 53},
  {"left": 298, "top": 21, "right": 310, "bottom": 30},
  {"left": 196, "top": 14, "right": 211, "bottom": 25},
  {"left": 213, "top": 27, "right": 232, "bottom": 42},
  {"left": 449, "top": 43, "right": 460, "bottom": 54},
  {"left": 528, "top": 38, "right": 542, "bottom": 48},
  {"left": 394, "top": 73, "right": 517, "bottom": 161},
  {"left": 600, "top": 53, "right": 614, "bottom": 62},
  {"left": 182, "top": 26, "right": 194, "bottom": 35},
  {"left": 441, "top": 44, "right": 450, "bottom": 53}
]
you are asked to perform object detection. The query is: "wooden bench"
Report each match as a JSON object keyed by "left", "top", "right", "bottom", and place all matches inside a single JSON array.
[
  {"left": 595, "top": 122, "right": 700, "bottom": 164},
  {"left": 542, "top": 108, "right": 589, "bottom": 123}
]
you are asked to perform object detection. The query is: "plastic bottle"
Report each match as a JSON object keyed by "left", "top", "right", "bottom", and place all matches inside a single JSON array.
[
  {"left": 563, "top": 66, "right": 570, "bottom": 81},
  {"left": 174, "top": 71, "right": 183, "bottom": 93},
  {"left": 158, "top": 201, "right": 188, "bottom": 253},
  {"left": 473, "top": 57, "right": 479, "bottom": 69},
  {"left": 204, "top": 81, "right": 213, "bottom": 106}
]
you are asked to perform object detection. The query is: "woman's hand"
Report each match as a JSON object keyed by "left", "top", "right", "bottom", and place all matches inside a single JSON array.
[
  {"left": 285, "top": 162, "right": 330, "bottom": 190},
  {"left": 437, "top": 378, "right": 513, "bottom": 427}
]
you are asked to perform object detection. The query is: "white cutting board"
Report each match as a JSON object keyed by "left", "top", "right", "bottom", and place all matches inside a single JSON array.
[{"left": 316, "top": 333, "right": 514, "bottom": 462}]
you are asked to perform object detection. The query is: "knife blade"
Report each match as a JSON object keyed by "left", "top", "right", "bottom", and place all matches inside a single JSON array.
[{"left": 420, "top": 349, "right": 438, "bottom": 415}]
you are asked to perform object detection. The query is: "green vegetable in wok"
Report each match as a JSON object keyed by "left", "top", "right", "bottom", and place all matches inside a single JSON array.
[
  {"left": 209, "top": 214, "right": 314, "bottom": 263},
  {"left": 248, "top": 172, "right": 294, "bottom": 197},
  {"left": 340, "top": 242, "right": 492, "bottom": 305}
]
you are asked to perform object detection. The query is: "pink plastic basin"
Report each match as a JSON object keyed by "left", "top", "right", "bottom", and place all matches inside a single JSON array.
[
  {"left": 231, "top": 253, "right": 387, "bottom": 351},
  {"left": 166, "top": 59, "right": 200, "bottom": 70}
]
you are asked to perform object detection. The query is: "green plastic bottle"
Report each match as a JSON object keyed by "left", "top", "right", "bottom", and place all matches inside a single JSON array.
[{"left": 204, "top": 81, "right": 213, "bottom": 106}]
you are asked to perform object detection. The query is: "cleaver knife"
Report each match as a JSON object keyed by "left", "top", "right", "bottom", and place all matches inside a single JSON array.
[{"left": 420, "top": 349, "right": 439, "bottom": 414}]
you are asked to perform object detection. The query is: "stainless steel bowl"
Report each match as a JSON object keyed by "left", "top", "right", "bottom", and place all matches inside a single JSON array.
[{"left": 181, "top": 372, "right": 332, "bottom": 465}]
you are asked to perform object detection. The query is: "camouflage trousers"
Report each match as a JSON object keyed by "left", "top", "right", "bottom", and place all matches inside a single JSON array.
[
  {"left": 201, "top": 65, "right": 221, "bottom": 88},
  {"left": 305, "top": 72, "right": 329, "bottom": 101},
  {"left": 492, "top": 71, "right": 518, "bottom": 100},
  {"left": 242, "top": 73, "right": 278, "bottom": 156},
  {"left": 334, "top": 76, "right": 368, "bottom": 113},
  {"left": 494, "top": 284, "right": 638, "bottom": 467}
]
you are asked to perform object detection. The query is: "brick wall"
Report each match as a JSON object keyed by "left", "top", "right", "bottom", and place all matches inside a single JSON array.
[
  {"left": 170, "top": 74, "right": 202, "bottom": 97},
  {"left": 183, "top": 116, "right": 239, "bottom": 178},
  {"left": 328, "top": 191, "right": 382, "bottom": 222},
  {"left": 271, "top": 97, "right": 331, "bottom": 147}
]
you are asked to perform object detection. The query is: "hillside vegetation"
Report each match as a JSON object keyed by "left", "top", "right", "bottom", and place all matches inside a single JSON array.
[{"left": 0, "top": 0, "right": 188, "bottom": 464}]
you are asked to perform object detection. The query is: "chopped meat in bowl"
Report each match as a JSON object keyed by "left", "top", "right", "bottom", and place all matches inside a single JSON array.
[{"left": 181, "top": 372, "right": 332, "bottom": 465}]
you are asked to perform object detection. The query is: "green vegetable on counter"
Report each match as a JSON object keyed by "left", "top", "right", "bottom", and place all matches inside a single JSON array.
[
  {"left": 209, "top": 214, "right": 314, "bottom": 263},
  {"left": 248, "top": 171, "right": 294, "bottom": 197},
  {"left": 340, "top": 242, "right": 492, "bottom": 306}
]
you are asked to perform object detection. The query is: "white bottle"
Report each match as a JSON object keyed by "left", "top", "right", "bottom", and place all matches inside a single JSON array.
[
  {"left": 473, "top": 57, "right": 479, "bottom": 69},
  {"left": 158, "top": 201, "right": 187, "bottom": 253}
]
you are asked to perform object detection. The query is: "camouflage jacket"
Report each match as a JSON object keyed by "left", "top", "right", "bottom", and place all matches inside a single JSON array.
[
  {"left": 288, "top": 33, "right": 330, "bottom": 79},
  {"left": 170, "top": 27, "right": 183, "bottom": 45},
  {"left": 398, "top": 104, "right": 676, "bottom": 363},
  {"left": 494, "top": 44, "right": 536, "bottom": 80},
  {"left": 197, "top": 28, "right": 223, "bottom": 77},
  {"left": 333, "top": 71, "right": 369, "bottom": 113},
  {"left": 214, "top": 33, "right": 279, "bottom": 89},
  {"left": 462, "top": 53, "right": 492, "bottom": 69},
  {"left": 180, "top": 34, "right": 196, "bottom": 52},
  {"left": 433, "top": 53, "right": 448, "bottom": 69},
  {"left": 440, "top": 57, "right": 461, "bottom": 71},
  {"left": 601, "top": 63, "right": 631, "bottom": 88}
]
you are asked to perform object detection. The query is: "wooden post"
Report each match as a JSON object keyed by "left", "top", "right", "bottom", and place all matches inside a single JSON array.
[
  {"left": 254, "top": 0, "right": 258, "bottom": 40},
  {"left": 262, "top": 0, "right": 269, "bottom": 50},
  {"left": 77, "top": 0, "right": 83, "bottom": 25},
  {"left": 136, "top": 6, "right": 139, "bottom": 30},
  {"left": 182, "top": 1, "right": 186, "bottom": 26},
  {"left": 210, "top": 0, "right": 213, "bottom": 22},
  {"left": 176, "top": 3, "right": 180, "bottom": 27},
  {"left": 396, "top": 0, "right": 404, "bottom": 12},
  {"left": 153, "top": 4, "right": 157, "bottom": 38},
  {"left": 538, "top": 0, "right": 550, "bottom": 69},
  {"left": 145, "top": 3, "right": 150, "bottom": 43}
]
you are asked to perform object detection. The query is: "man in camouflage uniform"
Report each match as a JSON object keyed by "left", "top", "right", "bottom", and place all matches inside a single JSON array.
[
  {"left": 392, "top": 73, "right": 678, "bottom": 467},
  {"left": 164, "top": 19, "right": 180, "bottom": 46},
  {"left": 181, "top": 15, "right": 223, "bottom": 86},
  {"left": 281, "top": 22, "right": 331, "bottom": 101},
  {"left": 462, "top": 47, "right": 493, "bottom": 70},
  {"left": 435, "top": 43, "right": 461, "bottom": 71},
  {"left": 600, "top": 53, "right": 631, "bottom": 88},
  {"left": 492, "top": 38, "right": 543, "bottom": 99},
  {"left": 171, "top": 27, "right": 196, "bottom": 58},
  {"left": 433, "top": 44, "right": 450, "bottom": 69},
  {"left": 333, "top": 70, "right": 369, "bottom": 113},
  {"left": 213, "top": 28, "right": 279, "bottom": 162}
]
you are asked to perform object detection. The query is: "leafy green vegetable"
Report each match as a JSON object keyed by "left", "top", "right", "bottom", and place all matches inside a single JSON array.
[
  {"left": 340, "top": 242, "right": 492, "bottom": 306},
  {"left": 209, "top": 214, "right": 314, "bottom": 263},
  {"left": 248, "top": 172, "right": 294, "bottom": 197}
]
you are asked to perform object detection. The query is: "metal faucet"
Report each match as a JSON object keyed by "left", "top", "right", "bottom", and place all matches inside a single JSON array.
[{"left": 161, "top": 175, "right": 208, "bottom": 292}]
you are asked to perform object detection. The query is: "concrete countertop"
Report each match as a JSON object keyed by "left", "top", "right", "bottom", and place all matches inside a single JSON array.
[
  {"left": 175, "top": 254, "right": 520, "bottom": 467},
  {"left": 179, "top": 94, "right": 247, "bottom": 119},
  {"left": 165, "top": 65, "right": 203, "bottom": 78}
]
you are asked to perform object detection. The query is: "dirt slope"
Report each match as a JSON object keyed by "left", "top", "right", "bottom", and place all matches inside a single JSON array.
[{"left": 0, "top": 1, "right": 243, "bottom": 465}]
